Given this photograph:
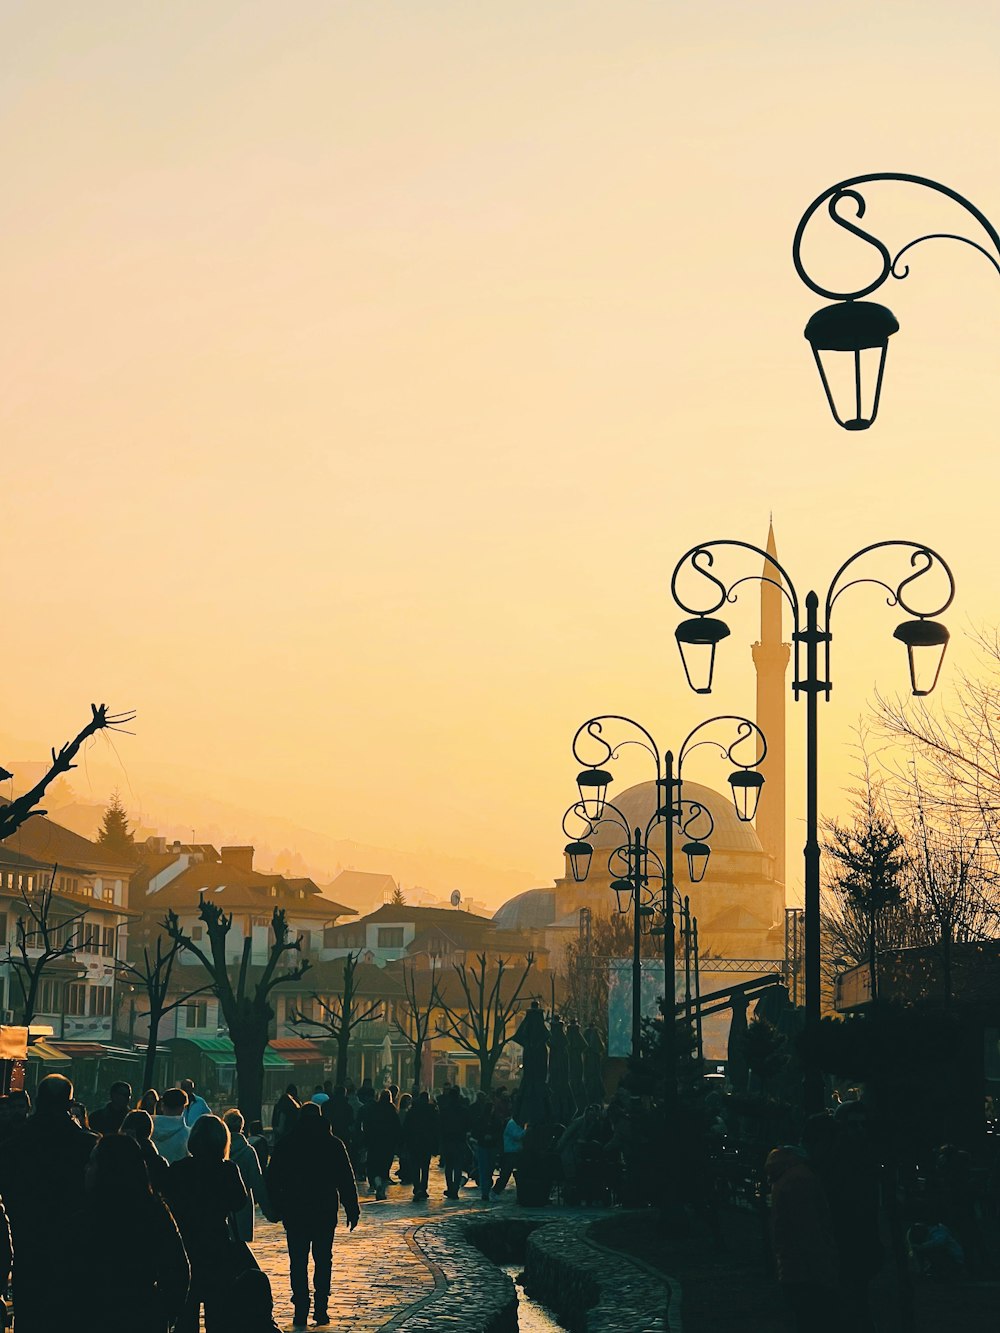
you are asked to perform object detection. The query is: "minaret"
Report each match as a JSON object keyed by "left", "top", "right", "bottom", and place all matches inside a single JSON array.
[{"left": 751, "top": 520, "right": 790, "bottom": 887}]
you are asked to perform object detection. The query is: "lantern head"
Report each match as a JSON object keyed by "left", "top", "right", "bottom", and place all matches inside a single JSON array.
[
  {"left": 893, "top": 618, "right": 950, "bottom": 696},
  {"left": 804, "top": 300, "right": 899, "bottom": 431},
  {"left": 728, "top": 769, "right": 765, "bottom": 823},
  {"left": 577, "top": 768, "right": 612, "bottom": 820},
  {"left": 682, "top": 839, "right": 711, "bottom": 884},
  {"left": 675, "top": 616, "right": 731, "bottom": 694},
  {"left": 637, "top": 903, "right": 656, "bottom": 936},
  {"left": 565, "top": 840, "right": 593, "bottom": 883},
  {"left": 610, "top": 878, "right": 633, "bottom": 914}
]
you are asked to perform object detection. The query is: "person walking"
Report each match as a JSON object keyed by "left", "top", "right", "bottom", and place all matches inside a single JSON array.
[
  {"left": 122, "top": 1107, "right": 171, "bottom": 1195},
  {"left": 492, "top": 1113, "right": 526, "bottom": 1195},
  {"left": 438, "top": 1085, "right": 469, "bottom": 1199},
  {"left": 0, "top": 1073, "right": 98, "bottom": 1332},
  {"left": 81, "top": 1133, "right": 190, "bottom": 1333},
  {"left": 180, "top": 1079, "right": 212, "bottom": 1128},
  {"left": 152, "top": 1088, "right": 192, "bottom": 1163},
  {"left": 362, "top": 1089, "right": 400, "bottom": 1199},
  {"left": 165, "top": 1114, "right": 249, "bottom": 1333},
  {"left": 272, "top": 1084, "right": 300, "bottom": 1142},
  {"left": 325, "top": 1085, "right": 354, "bottom": 1146},
  {"left": 224, "top": 1107, "right": 272, "bottom": 1240},
  {"left": 89, "top": 1080, "right": 133, "bottom": 1136},
  {"left": 266, "top": 1102, "right": 360, "bottom": 1329},
  {"left": 765, "top": 1145, "right": 838, "bottom": 1333},
  {"left": 402, "top": 1091, "right": 439, "bottom": 1201},
  {"left": 468, "top": 1093, "right": 503, "bottom": 1201}
]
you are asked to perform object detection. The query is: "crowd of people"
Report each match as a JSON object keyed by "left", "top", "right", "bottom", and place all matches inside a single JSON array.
[{"left": 0, "top": 1071, "right": 638, "bottom": 1332}]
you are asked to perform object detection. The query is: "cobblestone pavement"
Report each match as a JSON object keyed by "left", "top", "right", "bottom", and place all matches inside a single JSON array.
[{"left": 250, "top": 1171, "right": 522, "bottom": 1331}]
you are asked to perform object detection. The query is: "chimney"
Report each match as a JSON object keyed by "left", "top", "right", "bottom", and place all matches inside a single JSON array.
[{"left": 221, "top": 846, "right": 254, "bottom": 874}]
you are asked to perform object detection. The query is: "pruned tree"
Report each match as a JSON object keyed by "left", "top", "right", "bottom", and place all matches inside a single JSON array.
[
  {"left": 96, "top": 789, "right": 136, "bottom": 863},
  {"left": 165, "top": 897, "right": 309, "bottom": 1121},
  {"left": 288, "top": 950, "right": 382, "bottom": 1085},
  {"left": 118, "top": 934, "right": 215, "bottom": 1089},
  {"left": 435, "top": 952, "right": 535, "bottom": 1092},
  {"left": 6, "top": 864, "right": 96, "bottom": 1024},
  {"left": 392, "top": 962, "right": 439, "bottom": 1092},
  {"left": 0, "top": 704, "right": 136, "bottom": 843}
]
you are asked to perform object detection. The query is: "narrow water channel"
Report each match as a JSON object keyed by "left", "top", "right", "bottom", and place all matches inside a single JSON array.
[{"left": 501, "top": 1264, "right": 566, "bottom": 1332}]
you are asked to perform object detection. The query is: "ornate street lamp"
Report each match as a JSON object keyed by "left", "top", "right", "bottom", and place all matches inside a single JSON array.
[
  {"left": 793, "top": 173, "right": 1000, "bottom": 429},
  {"left": 671, "top": 537, "right": 955, "bottom": 1112},
  {"left": 564, "top": 712, "right": 765, "bottom": 1082},
  {"left": 564, "top": 840, "right": 593, "bottom": 884}
]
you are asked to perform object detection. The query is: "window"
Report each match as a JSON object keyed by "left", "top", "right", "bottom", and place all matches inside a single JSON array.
[
  {"left": 185, "top": 1001, "right": 208, "bottom": 1029},
  {"left": 66, "top": 984, "right": 87, "bottom": 1016},
  {"left": 377, "top": 927, "right": 404, "bottom": 949},
  {"left": 88, "top": 987, "right": 112, "bottom": 1017},
  {"left": 0, "top": 915, "right": 7, "bottom": 948},
  {"left": 38, "top": 979, "right": 60, "bottom": 1013},
  {"left": 102, "top": 884, "right": 114, "bottom": 903},
  {"left": 251, "top": 917, "right": 269, "bottom": 929},
  {"left": 101, "top": 926, "right": 116, "bottom": 958},
  {"left": 191, "top": 925, "right": 203, "bottom": 941}
]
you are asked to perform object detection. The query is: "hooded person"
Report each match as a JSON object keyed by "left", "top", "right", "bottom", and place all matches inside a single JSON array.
[
  {"left": 152, "top": 1088, "right": 191, "bottom": 1164},
  {"left": 266, "top": 1102, "right": 359, "bottom": 1330}
]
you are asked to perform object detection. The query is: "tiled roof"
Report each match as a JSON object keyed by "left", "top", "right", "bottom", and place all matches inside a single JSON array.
[{"left": 0, "top": 804, "right": 135, "bottom": 874}]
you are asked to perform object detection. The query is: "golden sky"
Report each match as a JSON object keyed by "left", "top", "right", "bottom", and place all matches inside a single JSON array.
[{"left": 1, "top": 2, "right": 998, "bottom": 906}]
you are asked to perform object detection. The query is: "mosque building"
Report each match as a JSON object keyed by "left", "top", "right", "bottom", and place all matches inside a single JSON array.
[{"left": 494, "top": 523, "right": 791, "bottom": 971}]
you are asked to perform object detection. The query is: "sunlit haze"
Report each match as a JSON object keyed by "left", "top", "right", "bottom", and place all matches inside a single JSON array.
[{"left": 2, "top": 2, "right": 998, "bottom": 907}]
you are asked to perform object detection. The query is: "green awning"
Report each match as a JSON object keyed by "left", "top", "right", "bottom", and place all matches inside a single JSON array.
[{"left": 168, "top": 1036, "right": 292, "bottom": 1071}]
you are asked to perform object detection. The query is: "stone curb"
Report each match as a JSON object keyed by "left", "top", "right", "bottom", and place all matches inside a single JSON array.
[
  {"left": 525, "top": 1218, "right": 676, "bottom": 1332},
  {"left": 392, "top": 1217, "right": 518, "bottom": 1332}
]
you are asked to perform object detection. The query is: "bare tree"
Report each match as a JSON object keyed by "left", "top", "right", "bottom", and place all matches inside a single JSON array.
[
  {"left": 118, "top": 934, "right": 215, "bottom": 1090},
  {"left": 392, "top": 962, "right": 440, "bottom": 1093},
  {"left": 165, "top": 897, "right": 309, "bottom": 1121},
  {"left": 435, "top": 952, "right": 535, "bottom": 1092},
  {"left": 288, "top": 951, "right": 382, "bottom": 1085},
  {"left": 0, "top": 704, "right": 136, "bottom": 844},
  {"left": 6, "top": 865, "right": 96, "bottom": 1025}
]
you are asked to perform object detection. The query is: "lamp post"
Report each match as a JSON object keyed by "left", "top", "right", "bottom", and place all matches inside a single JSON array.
[
  {"left": 563, "top": 712, "right": 766, "bottom": 1103},
  {"left": 793, "top": 172, "right": 1000, "bottom": 429},
  {"left": 671, "top": 539, "right": 955, "bottom": 1112}
]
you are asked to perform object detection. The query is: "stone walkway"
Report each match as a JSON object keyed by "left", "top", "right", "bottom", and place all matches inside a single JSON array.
[{"left": 251, "top": 1173, "right": 529, "bottom": 1331}]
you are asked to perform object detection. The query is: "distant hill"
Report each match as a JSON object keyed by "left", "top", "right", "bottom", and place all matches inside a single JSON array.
[{"left": 2, "top": 756, "right": 534, "bottom": 912}]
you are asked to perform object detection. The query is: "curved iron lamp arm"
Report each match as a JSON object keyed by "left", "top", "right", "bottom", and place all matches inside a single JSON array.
[
  {"left": 571, "top": 714, "right": 662, "bottom": 778},
  {"left": 793, "top": 172, "right": 1000, "bottom": 302},
  {"left": 676, "top": 714, "right": 768, "bottom": 778}
]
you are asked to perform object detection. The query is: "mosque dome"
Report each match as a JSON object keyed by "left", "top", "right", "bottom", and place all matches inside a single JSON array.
[
  {"left": 492, "top": 888, "right": 556, "bottom": 931},
  {"left": 586, "top": 779, "right": 763, "bottom": 855}
]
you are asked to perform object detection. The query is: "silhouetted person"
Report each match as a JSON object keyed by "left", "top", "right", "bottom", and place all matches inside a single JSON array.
[
  {"left": 325, "top": 1084, "right": 354, "bottom": 1145},
  {"left": 165, "top": 1114, "right": 248, "bottom": 1333},
  {"left": 152, "top": 1087, "right": 191, "bottom": 1163},
  {"left": 765, "top": 1146, "right": 838, "bottom": 1333},
  {"left": 223, "top": 1107, "right": 272, "bottom": 1239},
  {"left": 228, "top": 1268, "right": 282, "bottom": 1333},
  {"left": 363, "top": 1088, "right": 400, "bottom": 1199},
  {"left": 0, "top": 1090, "right": 30, "bottom": 1147},
  {"left": 0, "top": 1073, "right": 98, "bottom": 1331},
  {"left": 357, "top": 1077, "right": 375, "bottom": 1107},
  {"left": 438, "top": 1085, "right": 468, "bottom": 1198},
  {"left": 81, "top": 1133, "right": 189, "bottom": 1332},
  {"left": 139, "top": 1088, "right": 160, "bottom": 1114},
  {"left": 180, "top": 1078, "right": 211, "bottom": 1127},
  {"left": 122, "top": 1108, "right": 171, "bottom": 1195},
  {"left": 266, "top": 1101, "right": 359, "bottom": 1329},
  {"left": 90, "top": 1079, "right": 133, "bottom": 1136},
  {"left": 247, "top": 1118, "right": 271, "bottom": 1172},
  {"left": 402, "top": 1091, "right": 439, "bottom": 1201},
  {"left": 272, "top": 1083, "right": 300, "bottom": 1141}
]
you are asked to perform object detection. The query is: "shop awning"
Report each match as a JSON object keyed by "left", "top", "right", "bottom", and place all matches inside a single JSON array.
[
  {"left": 268, "top": 1038, "right": 324, "bottom": 1065},
  {"left": 169, "top": 1036, "right": 293, "bottom": 1071},
  {"left": 26, "top": 1039, "right": 71, "bottom": 1064}
]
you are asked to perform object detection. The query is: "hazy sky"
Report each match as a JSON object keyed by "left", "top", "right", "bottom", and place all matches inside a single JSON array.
[{"left": 2, "top": 2, "right": 998, "bottom": 904}]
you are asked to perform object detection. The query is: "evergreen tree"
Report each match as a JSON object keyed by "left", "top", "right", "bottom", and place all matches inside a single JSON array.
[
  {"left": 96, "top": 789, "right": 136, "bottom": 861},
  {"left": 390, "top": 884, "right": 406, "bottom": 906}
]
